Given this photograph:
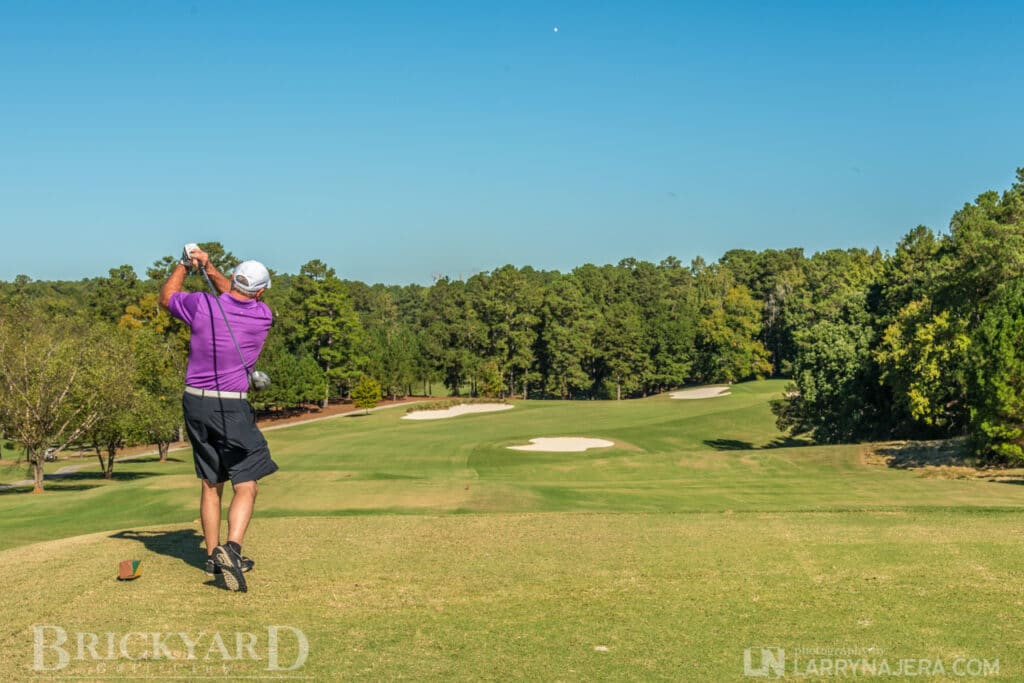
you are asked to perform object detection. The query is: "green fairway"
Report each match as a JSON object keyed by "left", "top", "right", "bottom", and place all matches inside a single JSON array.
[{"left": 1, "top": 380, "right": 1022, "bottom": 680}]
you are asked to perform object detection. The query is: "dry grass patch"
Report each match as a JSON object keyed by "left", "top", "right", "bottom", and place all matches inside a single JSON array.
[
  {"left": 405, "top": 398, "right": 510, "bottom": 413},
  {"left": 863, "top": 439, "right": 1024, "bottom": 482}
]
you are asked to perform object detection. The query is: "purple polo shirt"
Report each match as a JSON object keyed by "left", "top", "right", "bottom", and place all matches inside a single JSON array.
[{"left": 168, "top": 291, "right": 273, "bottom": 392}]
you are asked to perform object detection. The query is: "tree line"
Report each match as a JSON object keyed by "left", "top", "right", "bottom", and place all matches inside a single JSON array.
[
  {"left": 773, "top": 168, "right": 1024, "bottom": 463},
  {"left": 2, "top": 168, "right": 1022, "bottom": 491}
]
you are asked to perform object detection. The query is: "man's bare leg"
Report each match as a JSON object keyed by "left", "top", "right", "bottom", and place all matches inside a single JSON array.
[
  {"left": 227, "top": 480, "right": 258, "bottom": 546},
  {"left": 210, "top": 481, "right": 257, "bottom": 592},
  {"left": 200, "top": 479, "right": 225, "bottom": 556}
]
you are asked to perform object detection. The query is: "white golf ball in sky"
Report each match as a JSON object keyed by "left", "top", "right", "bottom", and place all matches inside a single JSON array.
[{"left": 553, "top": 26, "right": 559, "bottom": 33}]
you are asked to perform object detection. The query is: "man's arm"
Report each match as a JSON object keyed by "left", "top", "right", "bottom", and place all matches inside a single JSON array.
[
  {"left": 201, "top": 260, "right": 232, "bottom": 295},
  {"left": 159, "top": 263, "right": 189, "bottom": 310}
]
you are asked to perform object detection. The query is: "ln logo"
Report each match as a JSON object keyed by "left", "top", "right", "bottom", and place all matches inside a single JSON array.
[{"left": 744, "top": 647, "right": 785, "bottom": 678}]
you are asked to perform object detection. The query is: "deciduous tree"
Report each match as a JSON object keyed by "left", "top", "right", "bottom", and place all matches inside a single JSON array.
[{"left": 0, "top": 310, "right": 118, "bottom": 491}]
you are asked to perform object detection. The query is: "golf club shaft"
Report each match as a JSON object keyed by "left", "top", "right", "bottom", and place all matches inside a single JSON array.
[{"left": 197, "top": 264, "right": 253, "bottom": 381}]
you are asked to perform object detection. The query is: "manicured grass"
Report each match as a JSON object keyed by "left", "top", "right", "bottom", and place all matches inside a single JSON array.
[
  {"left": 1, "top": 513, "right": 1021, "bottom": 680},
  {"left": 0, "top": 380, "right": 1022, "bottom": 680}
]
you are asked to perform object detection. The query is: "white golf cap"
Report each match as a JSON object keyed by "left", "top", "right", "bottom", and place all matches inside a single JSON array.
[{"left": 232, "top": 260, "right": 271, "bottom": 293}]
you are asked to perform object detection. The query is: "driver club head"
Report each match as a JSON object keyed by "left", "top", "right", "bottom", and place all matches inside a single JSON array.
[{"left": 250, "top": 370, "right": 271, "bottom": 391}]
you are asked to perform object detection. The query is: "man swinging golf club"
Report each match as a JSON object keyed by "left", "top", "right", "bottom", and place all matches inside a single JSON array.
[{"left": 160, "top": 244, "right": 276, "bottom": 593}]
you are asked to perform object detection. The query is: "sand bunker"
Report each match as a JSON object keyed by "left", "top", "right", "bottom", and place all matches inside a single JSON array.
[
  {"left": 508, "top": 437, "right": 615, "bottom": 452},
  {"left": 402, "top": 404, "right": 513, "bottom": 420},
  {"left": 670, "top": 386, "right": 731, "bottom": 400}
]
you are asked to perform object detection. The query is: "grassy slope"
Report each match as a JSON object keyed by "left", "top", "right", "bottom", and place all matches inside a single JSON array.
[
  {"left": 0, "top": 440, "right": 19, "bottom": 461},
  {"left": 3, "top": 381, "right": 1022, "bottom": 549},
  {"left": 1, "top": 380, "right": 1022, "bottom": 680}
]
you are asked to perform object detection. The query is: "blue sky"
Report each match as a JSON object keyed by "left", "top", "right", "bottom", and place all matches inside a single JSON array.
[{"left": 2, "top": 0, "right": 1022, "bottom": 284}]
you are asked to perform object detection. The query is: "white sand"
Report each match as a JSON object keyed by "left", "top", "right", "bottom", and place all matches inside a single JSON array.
[
  {"left": 507, "top": 437, "right": 615, "bottom": 452},
  {"left": 401, "top": 403, "right": 513, "bottom": 420},
  {"left": 669, "top": 386, "right": 731, "bottom": 400}
]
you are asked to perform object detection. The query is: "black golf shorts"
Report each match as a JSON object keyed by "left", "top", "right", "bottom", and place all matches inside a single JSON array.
[{"left": 182, "top": 392, "right": 279, "bottom": 485}]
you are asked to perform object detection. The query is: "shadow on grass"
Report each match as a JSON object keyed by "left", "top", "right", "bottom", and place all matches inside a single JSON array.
[
  {"left": 366, "top": 472, "right": 425, "bottom": 480},
  {"left": 50, "top": 471, "right": 165, "bottom": 483},
  {"left": 110, "top": 528, "right": 207, "bottom": 570},
  {"left": 25, "top": 483, "right": 107, "bottom": 493},
  {"left": 872, "top": 439, "right": 977, "bottom": 469},
  {"left": 111, "top": 528, "right": 250, "bottom": 592},
  {"left": 0, "top": 485, "right": 37, "bottom": 495},
  {"left": 0, "top": 469, "right": 167, "bottom": 494},
  {"left": 118, "top": 456, "right": 186, "bottom": 464},
  {"left": 704, "top": 439, "right": 755, "bottom": 451},
  {"left": 867, "top": 438, "right": 1024, "bottom": 485},
  {"left": 0, "top": 482, "right": 107, "bottom": 495},
  {"left": 703, "top": 437, "right": 811, "bottom": 451}
]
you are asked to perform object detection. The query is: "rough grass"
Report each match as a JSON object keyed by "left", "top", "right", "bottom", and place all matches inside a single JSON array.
[{"left": 1, "top": 380, "right": 1023, "bottom": 680}]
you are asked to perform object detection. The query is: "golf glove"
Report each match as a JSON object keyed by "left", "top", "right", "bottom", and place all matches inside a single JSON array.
[{"left": 181, "top": 243, "right": 200, "bottom": 268}]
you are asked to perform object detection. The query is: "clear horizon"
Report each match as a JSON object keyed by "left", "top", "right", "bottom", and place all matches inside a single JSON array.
[{"left": 2, "top": 0, "right": 1022, "bottom": 285}]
